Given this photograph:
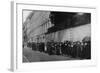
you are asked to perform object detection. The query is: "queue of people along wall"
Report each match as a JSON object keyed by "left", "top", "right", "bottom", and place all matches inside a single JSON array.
[{"left": 23, "top": 10, "right": 91, "bottom": 59}]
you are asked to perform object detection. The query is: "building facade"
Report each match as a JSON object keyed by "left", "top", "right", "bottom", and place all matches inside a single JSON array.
[{"left": 23, "top": 10, "right": 91, "bottom": 44}]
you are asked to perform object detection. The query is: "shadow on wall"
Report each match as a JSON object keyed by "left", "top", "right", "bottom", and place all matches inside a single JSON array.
[{"left": 45, "top": 24, "right": 91, "bottom": 42}]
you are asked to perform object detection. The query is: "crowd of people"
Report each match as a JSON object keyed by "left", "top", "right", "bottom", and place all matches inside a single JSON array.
[{"left": 27, "top": 40, "right": 91, "bottom": 59}]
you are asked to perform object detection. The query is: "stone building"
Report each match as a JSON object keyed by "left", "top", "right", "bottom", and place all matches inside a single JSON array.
[{"left": 23, "top": 10, "right": 91, "bottom": 44}]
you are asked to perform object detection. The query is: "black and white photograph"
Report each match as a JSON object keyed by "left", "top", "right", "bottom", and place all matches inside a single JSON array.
[
  {"left": 10, "top": 2, "right": 97, "bottom": 71},
  {"left": 22, "top": 10, "right": 91, "bottom": 63}
]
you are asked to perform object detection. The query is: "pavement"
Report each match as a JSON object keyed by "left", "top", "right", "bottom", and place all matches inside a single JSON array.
[{"left": 23, "top": 47, "right": 79, "bottom": 62}]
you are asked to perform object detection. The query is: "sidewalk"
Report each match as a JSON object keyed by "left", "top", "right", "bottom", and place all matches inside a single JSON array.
[{"left": 23, "top": 47, "right": 79, "bottom": 62}]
